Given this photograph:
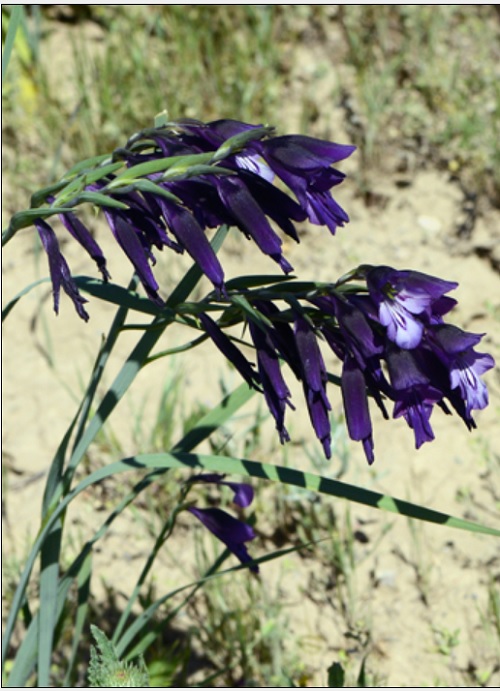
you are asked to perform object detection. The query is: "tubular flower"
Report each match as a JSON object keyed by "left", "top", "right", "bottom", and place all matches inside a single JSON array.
[
  {"left": 366, "top": 265, "right": 458, "bottom": 349},
  {"left": 248, "top": 320, "right": 294, "bottom": 443},
  {"left": 385, "top": 347, "right": 443, "bottom": 448},
  {"left": 256, "top": 135, "right": 356, "bottom": 234},
  {"left": 187, "top": 472, "right": 258, "bottom": 572},
  {"left": 428, "top": 324, "right": 495, "bottom": 417},
  {"left": 294, "top": 315, "right": 332, "bottom": 458},
  {"left": 198, "top": 313, "right": 260, "bottom": 390},
  {"left": 188, "top": 508, "right": 258, "bottom": 573},
  {"left": 341, "top": 354, "right": 375, "bottom": 464},
  {"left": 34, "top": 218, "right": 89, "bottom": 321}
]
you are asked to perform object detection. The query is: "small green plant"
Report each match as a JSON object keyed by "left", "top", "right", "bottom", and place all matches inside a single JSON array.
[{"left": 88, "top": 626, "right": 149, "bottom": 688}]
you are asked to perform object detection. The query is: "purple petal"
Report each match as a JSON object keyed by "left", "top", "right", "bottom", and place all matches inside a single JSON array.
[
  {"left": 379, "top": 300, "right": 424, "bottom": 349},
  {"left": 58, "top": 212, "right": 111, "bottom": 281},
  {"left": 260, "top": 136, "right": 356, "bottom": 170},
  {"left": 249, "top": 320, "right": 293, "bottom": 443},
  {"left": 199, "top": 313, "right": 260, "bottom": 390},
  {"left": 104, "top": 211, "right": 162, "bottom": 304},
  {"left": 188, "top": 507, "right": 258, "bottom": 573},
  {"left": 341, "top": 356, "right": 374, "bottom": 464},
  {"left": 189, "top": 474, "right": 254, "bottom": 508},
  {"left": 158, "top": 199, "right": 225, "bottom": 292},
  {"left": 35, "top": 218, "right": 89, "bottom": 321},
  {"left": 215, "top": 176, "right": 293, "bottom": 273}
]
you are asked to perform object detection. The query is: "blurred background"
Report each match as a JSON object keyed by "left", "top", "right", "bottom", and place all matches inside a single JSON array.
[{"left": 2, "top": 5, "right": 500, "bottom": 687}]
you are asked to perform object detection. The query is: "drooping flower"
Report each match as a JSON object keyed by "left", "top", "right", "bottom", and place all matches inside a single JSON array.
[
  {"left": 294, "top": 315, "right": 332, "bottom": 458},
  {"left": 214, "top": 176, "right": 293, "bottom": 273},
  {"left": 188, "top": 507, "right": 258, "bottom": 573},
  {"left": 366, "top": 266, "right": 458, "bottom": 349},
  {"left": 156, "top": 197, "right": 225, "bottom": 293},
  {"left": 103, "top": 210, "right": 163, "bottom": 305},
  {"left": 248, "top": 319, "right": 294, "bottom": 443},
  {"left": 256, "top": 135, "right": 356, "bottom": 234},
  {"left": 428, "top": 324, "right": 495, "bottom": 417},
  {"left": 34, "top": 218, "right": 89, "bottom": 321},
  {"left": 341, "top": 354, "right": 375, "bottom": 464},
  {"left": 198, "top": 313, "right": 260, "bottom": 390},
  {"left": 385, "top": 346, "right": 443, "bottom": 448},
  {"left": 57, "top": 210, "right": 111, "bottom": 282},
  {"left": 187, "top": 472, "right": 258, "bottom": 572}
]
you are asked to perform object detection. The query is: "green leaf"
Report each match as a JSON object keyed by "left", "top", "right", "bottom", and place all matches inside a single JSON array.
[
  {"left": 161, "top": 163, "right": 234, "bottom": 180},
  {"left": 37, "top": 521, "right": 62, "bottom": 687},
  {"left": 52, "top": 162, "right": 124, "bottom": 206},
  {"left": 63, "top": 552, "right": 92, "bottom": 687},
  {"left": 112, "top": 178, "right": 182, "bottom": 203},
  {"left": 30, "top": 181, "right": 72, "bottom": 208},
  {"left": 225, "top": 274, "right": 294, "bottom": 291}
]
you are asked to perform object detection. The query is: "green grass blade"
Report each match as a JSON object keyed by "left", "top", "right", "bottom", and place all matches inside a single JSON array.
[
  {"left": 37, "top": 521, "right": 62, "bottom": 687},
  {"left": 61, "top": 452, "right": 500, "bottom": 538},
  {"left": 2, "top": 277, "right": 51, "bottom": 321},
  {"left": 2, "top": 5, "right": 24, "bottom": 82},
  {"left": 63, "top": 552, "right": 92, "bottom": 687},
  {"left": 172, "top": 382, "right": 256, "bottom": 452}
]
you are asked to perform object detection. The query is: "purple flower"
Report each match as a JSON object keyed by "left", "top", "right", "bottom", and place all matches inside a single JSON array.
[
  {"left": 367, "top": 266, "right": 458, "bottom": 349},
  {"left": 188, "top": 507, "right": 258, "bottom": 573},
  {"left": 198, "top": 313, "right": 260, "bottom": 390},
  {"left": 429, "top": 324, "right": 495, "bottom": 417},
  {"left": 57, "top": 211, "right": 111, "bottom": 282},
  {"left": 214, "top": 176, "right": 293, "bottom": 273},
  {"left": 294, "top": 315, "right": 332, "bottom": 458},
  {"left": 248, "top": 320, "right": 293, "bottom": 443},
  {"left": 188, "top": 473, "right": 254, "bottom": 507},
  {"left": 386, "top": 347, "right": 443, "bottom": 448},
  {"left": 187, "top": 471, "right": 258, "bottom": 572},
  {"left": 256, "top": 135, "right": 356, "bottom": 234},
  {"left": 35, "top": 218, "right": 89, "bottom": 321},
  {"left": 157, "top": 198, "right": 225, "bottom": 293},
  {"left": 103, "top": 210, "right": 163, "bottom": 304},
  {"left": 341, "top": 355, "right": 375, "bottom": 464}
]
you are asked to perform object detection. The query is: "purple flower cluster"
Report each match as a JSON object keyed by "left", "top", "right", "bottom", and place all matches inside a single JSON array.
[
  {"left": 34, "top": 119, "right": 354, "bottom": 320},
  {"left": 30, "top": 118, "right": 494, "bottom": 464},
  {"left": 200, "top": 265, "right": 494, "bottom": 464}
]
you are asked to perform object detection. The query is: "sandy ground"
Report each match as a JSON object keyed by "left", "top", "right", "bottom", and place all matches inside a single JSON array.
[{"left": 2, "top": 14, "right": 500, "bottom": 688}]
